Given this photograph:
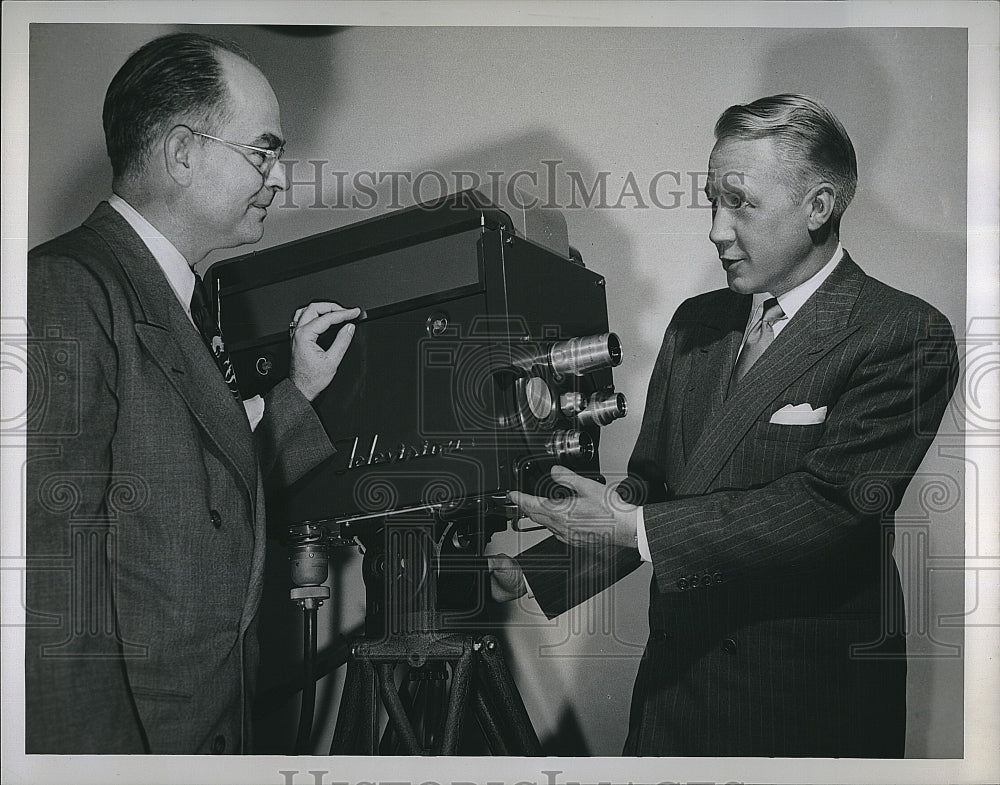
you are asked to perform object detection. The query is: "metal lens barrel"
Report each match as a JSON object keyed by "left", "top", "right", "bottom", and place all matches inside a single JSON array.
[
  {"left": 545, "top": 430, "right": 594, "bottom": 462},
  {"left": 577, "top": 391, "right": 628, "bottom": 428},
  {"left": 548, "top": 332, "right": 622, "bottom": 376}
]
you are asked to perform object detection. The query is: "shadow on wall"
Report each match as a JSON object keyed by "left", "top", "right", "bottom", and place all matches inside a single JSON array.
[{"left": 230, "top": 26, "right": 350, "bottom": 161}]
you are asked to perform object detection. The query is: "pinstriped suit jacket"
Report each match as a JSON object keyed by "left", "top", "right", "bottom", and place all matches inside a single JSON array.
[
  {"left": 25, "top": 203, "right": 334, "bottom": 753},
  {"left": 519, "top": 254, "right": 958, "bottom": 756}
]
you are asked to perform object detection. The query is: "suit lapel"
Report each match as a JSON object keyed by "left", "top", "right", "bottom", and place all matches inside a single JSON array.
[
  {"left": 675, "top": 254, "right": 868, "bottom": 496},
  {"left": 680, "top": 296, "right": 749, "bottom": 458},
  {"left": 84, "top": 203, "right": 257, "bottom": 501}
]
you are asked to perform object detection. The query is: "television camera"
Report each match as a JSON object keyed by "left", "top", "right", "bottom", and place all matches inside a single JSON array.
[{"left": 211, "top": 189, "right": 627, "bottom": 754}]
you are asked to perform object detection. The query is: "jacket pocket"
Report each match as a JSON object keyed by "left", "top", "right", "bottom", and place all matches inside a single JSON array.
[{"left": 753, "top": 420, "right": 826, "bottom": 445}]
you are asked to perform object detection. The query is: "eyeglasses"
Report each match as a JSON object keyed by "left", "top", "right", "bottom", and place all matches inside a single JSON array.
[{"left": 191, "top": 130, "right": 285, "bottom": 175}]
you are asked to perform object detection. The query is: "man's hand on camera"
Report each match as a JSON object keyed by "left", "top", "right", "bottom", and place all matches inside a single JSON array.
[
  {"left": 487, "top": 553, "right": 528, "bottom": 602},
  {"left": 509, "top": 465, "right": 639, "bottom": 549},
  {"left": 288, "top": 302, "right": 361, "bottom": 402}
]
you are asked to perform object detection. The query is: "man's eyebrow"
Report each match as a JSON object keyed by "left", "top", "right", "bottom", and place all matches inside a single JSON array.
[
  {"left": 703, "top": 179, "right": 735, "bottom": 194},
  {"left": 712, "top": 174, "right": 747, "bottom": 192},
  {"left": 252, "top": 132, "right": 285, "bottom": 149},
  {"left": 705, "top": 177, "right": 751, "bottom": 200}
]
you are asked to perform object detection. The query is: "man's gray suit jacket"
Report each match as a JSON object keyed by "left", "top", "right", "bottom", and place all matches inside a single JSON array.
[
  {"left": 25, "top": 203, "right": 334, "bottom": 754},
  {"left": 519, "top": 254, "right": 959, "bottom": 757}
]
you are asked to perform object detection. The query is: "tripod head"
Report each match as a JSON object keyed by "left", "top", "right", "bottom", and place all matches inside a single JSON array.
[
  {"left": 286, "top": 497, "right": 514, "bottom": 640},
  {"left": 287, "top": 523, "right": 332, "bottom": 610}
]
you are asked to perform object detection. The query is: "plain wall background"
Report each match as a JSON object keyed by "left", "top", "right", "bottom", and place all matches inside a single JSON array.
[{"left": 27, "top": 23, "right": 968, "bottom": 757}]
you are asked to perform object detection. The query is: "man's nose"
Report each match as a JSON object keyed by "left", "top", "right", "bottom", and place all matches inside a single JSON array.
[
  {"left": 709, "top": 207, "right": 735, "bottom": 248},
  {"left": 265, "top": 159, "right": 287, "bottom": 192}
]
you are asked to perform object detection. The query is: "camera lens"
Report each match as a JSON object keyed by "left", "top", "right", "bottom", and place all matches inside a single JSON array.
[
  {"left": 545, "top": 430, "right": 594, "bottom": 462},
  {"left": 578, "top": 391, "right": 628, "bottom": 428},
  {"left": 549, "top": 333, "right": 623, "bottom": 376},
  {"left": 524, "top": 376, "right": 554, "bottom": 420}
]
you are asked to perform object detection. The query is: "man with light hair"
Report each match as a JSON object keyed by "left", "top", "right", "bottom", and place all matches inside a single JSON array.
[{"left": 501, "top": 94, "right": 959, "bottom": 757}]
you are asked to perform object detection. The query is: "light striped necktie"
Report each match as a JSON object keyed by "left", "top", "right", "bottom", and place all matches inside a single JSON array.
[{"left": 730, "top": 297, "right": 785, "bottom": 391}]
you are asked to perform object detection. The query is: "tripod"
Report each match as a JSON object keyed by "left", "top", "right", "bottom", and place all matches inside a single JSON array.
[{"left": 294, "top": 510, "right": 542, "bottom": 755}]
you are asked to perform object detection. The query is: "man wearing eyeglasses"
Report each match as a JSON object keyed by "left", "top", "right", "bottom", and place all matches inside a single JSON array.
[{"left": 25, "top": 32, "right": 356, "bottom": 754}]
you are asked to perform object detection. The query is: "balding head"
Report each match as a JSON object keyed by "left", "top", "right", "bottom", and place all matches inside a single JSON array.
[{"left": 102, "top": 32, "right": 255, "bottom": 186}]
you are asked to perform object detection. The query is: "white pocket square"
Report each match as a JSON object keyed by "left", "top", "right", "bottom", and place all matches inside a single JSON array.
[{"left": 769, "top": 403, "right": 827, "bottom": 425}]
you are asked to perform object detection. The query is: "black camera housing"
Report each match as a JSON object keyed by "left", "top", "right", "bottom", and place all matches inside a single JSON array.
[{"left": 211, "top": 190, "right": 624, "bottom": 529}]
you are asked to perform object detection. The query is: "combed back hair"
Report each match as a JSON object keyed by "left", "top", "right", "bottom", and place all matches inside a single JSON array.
[
  {"left": 102, "top": 32, "right": 252, "bottom": 182},
  {"left": 714, "top": 94, "right": 857, "bottom": 228}
]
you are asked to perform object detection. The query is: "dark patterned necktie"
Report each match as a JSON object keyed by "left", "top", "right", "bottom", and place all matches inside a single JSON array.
[
  {"left": 729, "top": 297, "right": 785, "bottom": 392},
  {"left": 189, "top": 276, "right": 241, "bottom": 400}
]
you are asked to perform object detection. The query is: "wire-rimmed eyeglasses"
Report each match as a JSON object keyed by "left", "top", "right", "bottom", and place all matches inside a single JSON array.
[{"left": 191, "top": 130, "right": 285, "bottom": 175}]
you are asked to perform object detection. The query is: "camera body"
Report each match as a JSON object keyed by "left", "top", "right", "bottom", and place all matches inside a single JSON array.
[{"left": 211, "top": 190, "right": 625, "bottom": 529}]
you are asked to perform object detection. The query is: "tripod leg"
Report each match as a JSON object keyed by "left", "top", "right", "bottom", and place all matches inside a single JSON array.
[
  {"left": 438, "top": 648, "right": 474, "bottom": 755},
  {"left": 379, "top": 666, "right": 416, "bottom": 754},
  {"left": 330, "top": 654, "right": 363, "bottom": 754},
  {"left": 476, "top": 635, "right": 542, "bottom": 755},
  {"left": 471, "top": 683, "right": 510, "bottom": 756},
  {"left": 357, "top": 657, "right": 378, "bottom": 754},
  {"left": 331, "top": 653, "right": 380, "bottom": 755},
  {"left": 377, "top": 662, "right": 422, "bottom": 754},
  {"left": 294, "top": 604, "right": 319, "bottom": 754},
  {"left": 422, "top": 665, "right": 447, "bottom": 751}
]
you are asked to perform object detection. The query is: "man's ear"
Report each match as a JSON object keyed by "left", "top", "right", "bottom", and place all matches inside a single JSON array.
[
  {"left": 163, "top": 125, "right": 195, "bottom": 186},
  {"left": 805, "top": 183, "right": 836, "bottom": 231}
]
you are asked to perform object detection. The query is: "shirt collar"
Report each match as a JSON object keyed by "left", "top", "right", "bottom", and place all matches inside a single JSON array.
[
  {"left": 749, "top": 242, "right": 844, "bottom": 326},
  {"left": 108, "top": 194, "right": 197, "bottom": 320}
]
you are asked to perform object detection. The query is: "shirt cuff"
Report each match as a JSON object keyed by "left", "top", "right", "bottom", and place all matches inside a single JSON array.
[
  {"left": 636, "top": 506, "right": 652, "bottom": 563},
  {"left": 243, "top": 395, "right": 265, "bottom": 432}
]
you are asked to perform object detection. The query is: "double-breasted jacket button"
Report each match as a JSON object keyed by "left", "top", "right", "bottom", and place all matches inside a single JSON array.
[
  {"left": 209, "top": 509, "right": 222, "bottom": 529},
  {"left": 722, "top": 638, "right": 738, "bottom": 654},
  {"left": 211, "top": 734, "right": 226, "bottom": 753},
  {"left": 714, "top": 572, "right": 724, "bottom": 584},
  {"left": 650, "top": 629, "right": 669, "bottom": 643},
  {"left": 676, "top": 577, "right": 689, "bottom": 590}
]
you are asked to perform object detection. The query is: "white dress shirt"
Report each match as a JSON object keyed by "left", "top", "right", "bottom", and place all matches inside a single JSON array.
[
  {"left": 108, "top": 194, "right": 265, "bottom": 430},
  {"left": 634, "top": 244, "right": 844, "bottom": 562}
]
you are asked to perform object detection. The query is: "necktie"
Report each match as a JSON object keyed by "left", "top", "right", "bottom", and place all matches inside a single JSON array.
[
  {"left": 729, "top": 297, "right": 785, "bottom": 391},
  {"left": 189, "top": 277, "right": 241, "bottom": 400}
]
